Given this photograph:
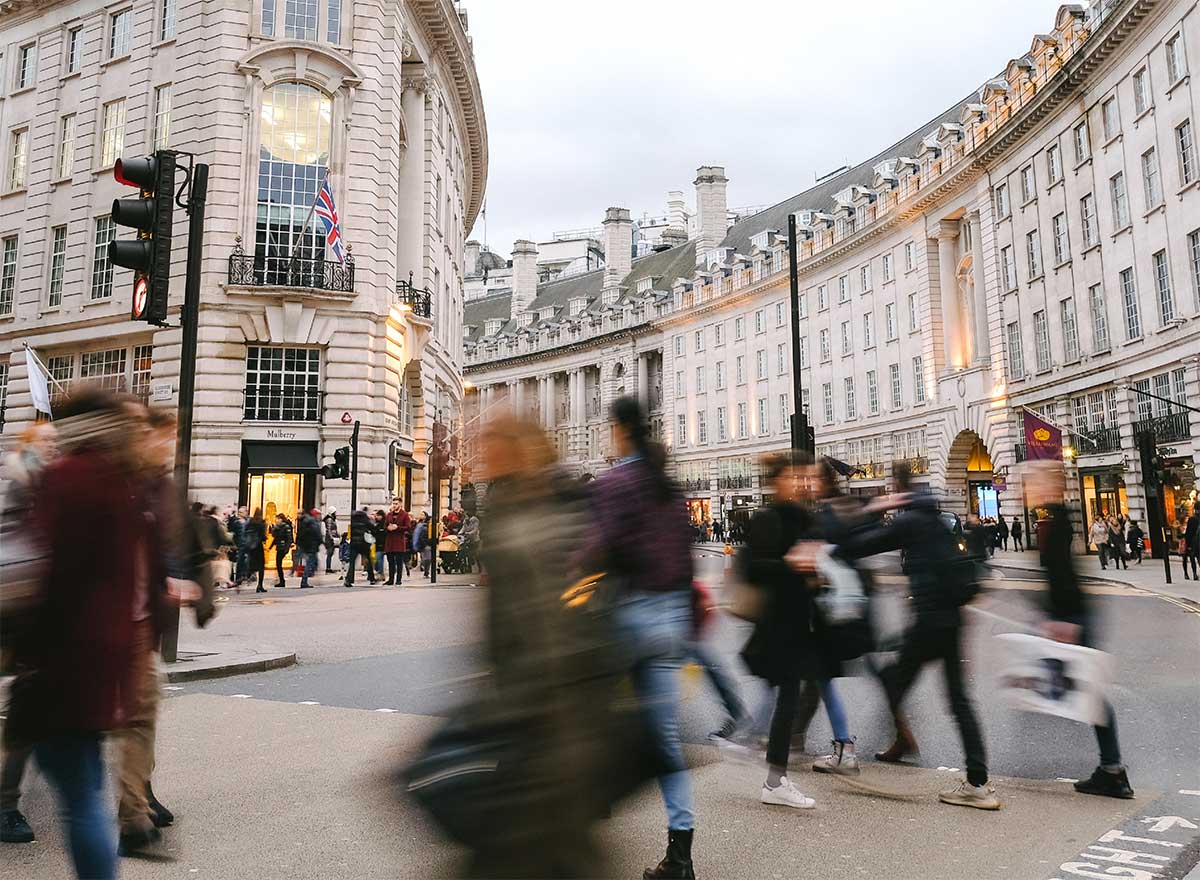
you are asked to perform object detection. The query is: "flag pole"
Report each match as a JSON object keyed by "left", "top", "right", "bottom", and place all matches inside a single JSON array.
[
  {"left": 22, "top": 343, "right": 69, "bottom": 392},
  {"left": 1019, "top": 404, "right": 1097, "bottom": 444},
  {"left": 286, "top": 166, "right": 331, "bottom": 266}
]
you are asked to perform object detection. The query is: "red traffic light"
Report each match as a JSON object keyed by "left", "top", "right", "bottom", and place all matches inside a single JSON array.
[
  {"left": 114, "top": 156, "right": 158, "bottom": 190},
  {"left": 131, "top": 276, "right": 149, "bottom": 320}
]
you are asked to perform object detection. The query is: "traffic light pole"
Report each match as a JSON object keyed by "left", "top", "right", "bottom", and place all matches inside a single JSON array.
[
  {"left": 164, "top": 161, "right": 207, "bottom": 664},
  {"left": 786, "top": 214, "right": 812, "bottom": 454},
  {"left": 350, "top": 420, "right": 360, "bottom": 512},
  {"left": 429, "top": 446, "right": 439, "bottom": 585}
]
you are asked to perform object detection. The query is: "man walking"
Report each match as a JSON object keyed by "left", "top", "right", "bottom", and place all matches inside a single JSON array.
[
  {"left": 344, "top": 506, "right": 376, "bottom": 587},
  {"left": 322, "top": 508, "right": 339, "bottom": 573},
  {"left": 296, "top": 509, "right": 323, "bottom": 588}
]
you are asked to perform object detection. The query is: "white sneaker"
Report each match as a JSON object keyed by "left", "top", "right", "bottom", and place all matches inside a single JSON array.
[
  {"left": 938, "top": 779, "right": 1001, "bottom": 811},
  {"left": 760, "top": 776, "right": 816, "bottom": 810},
  {"left": 813, "top": 740, "right": 860, "bottom": 776}
]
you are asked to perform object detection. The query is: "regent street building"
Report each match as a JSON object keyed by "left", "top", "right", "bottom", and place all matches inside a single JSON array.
[
  {"left": 0, "top": 0, "right": 486, "bottom": 531},
  {"left": 464, "top": 0, "right": 1199, "bottom": 552}
]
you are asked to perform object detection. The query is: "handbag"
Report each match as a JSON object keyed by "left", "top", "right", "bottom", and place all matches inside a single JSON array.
[{"left": 727, "top": 545, "right": 766, "bottom": 622}]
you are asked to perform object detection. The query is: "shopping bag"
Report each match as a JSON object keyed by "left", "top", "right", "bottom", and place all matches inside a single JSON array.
[{"left": 995, "top": 633, "right": 1114, "bottom": 726}]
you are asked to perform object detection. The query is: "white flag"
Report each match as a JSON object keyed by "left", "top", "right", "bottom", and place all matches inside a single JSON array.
[{"left": 24, "top": 348, "right": 52, "bottom": 416}]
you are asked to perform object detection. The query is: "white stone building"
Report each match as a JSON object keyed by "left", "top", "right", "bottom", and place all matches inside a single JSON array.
[
  {"left": 0, "top": 0, "right": 487, "bottom": 524},
  {"left": 465, "top": 0, "right": 1199, "bottom": 551}
]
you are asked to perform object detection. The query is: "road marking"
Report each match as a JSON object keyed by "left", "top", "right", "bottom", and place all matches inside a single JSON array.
[
  {"left": 375, "top": 708, "right": 398, "bottom": 713},
  {"left": 298, "top": 700, "right": 320, "bottom": 705},
  {"left": 1180, "top": 790, "right": 1200, "bottom": 796},
  {"left": 230, "top": 694, "right": 252, "bottom": 699},
  {"left": 164, "top": 685, "right": 185, "bottom": 692},
  {"left": 1055, "top": 777, "right": 1079, "bottom": 783}
]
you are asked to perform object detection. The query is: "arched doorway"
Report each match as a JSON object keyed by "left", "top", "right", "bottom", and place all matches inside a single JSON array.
[{"left": 946, "top": 430, "right": 998, "bottom": 518}]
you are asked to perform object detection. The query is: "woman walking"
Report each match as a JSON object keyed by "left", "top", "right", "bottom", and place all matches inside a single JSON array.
[
  {"left": 270, "top": 513, "right": 293, "bottom": 588},
  {"left": 245, "top": 509, "right": 268, "bottom": 592},
  {"left": 1183, "top": 505, "right": 1199, "bottom": 580}
]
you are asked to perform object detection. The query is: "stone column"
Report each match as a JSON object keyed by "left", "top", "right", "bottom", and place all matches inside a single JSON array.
[
  {"left": 513, "top": 379, "right": 526, "bottom": 418},
  {"left": 936, "top": 222, "right": 965, "bottom": 371},
  {"left": 545, "top": 375, "right": 556, "bottom": 430},
  {"left": 969, "top": 212, "right": 990, "bottom": 364},
  {"left": 570, "top": 369, "right": 584, "bottom": 461},
  {"left": 637, "top": 353, "right": 649, "bottom": 407}
]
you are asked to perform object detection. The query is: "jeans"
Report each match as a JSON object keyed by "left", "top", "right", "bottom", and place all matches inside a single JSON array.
[
  {"left": 275, "top": 547, "right": 290, "bottom": 585},
  {"left": 1070, "top": 617, "right": 1123, "bottom": 767},
  {"left": 766, "top": 677, "right": 850, "bottom": 768},
  {"left": 35, "top": 734, "right": 117, "bottom": 880},
  {"left": 300, "top": 550, "right": 317, "bottom": 585},
  {"left": 0, "top": 744, "right": 30, "bottom": 811},
  {"left": 375, "top": 549, "right": 385, "bottom": 576},
  {"left": 684, "top": 640, "right": 744, "bottom": 720},
  {"left": 344, "top": 543, "right": 374, "bottom": 584},
  {"left": 325, "top": 546, "right": 336, "bottom": 572},
  {"left": 386, "top": 552, "right": 405, "bottom": 584},
  {"left": 881, "top": 623, "right": 988, "bottom": 787},
  {"left": 236, "top": 546, "right": 249, "bottom": 583},
  {"left": 615, "top": 589, "right": 694, "bottom": 831}
]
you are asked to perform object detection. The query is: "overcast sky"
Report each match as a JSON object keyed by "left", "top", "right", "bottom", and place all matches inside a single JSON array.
[{"left": 464, "top": 0, "right": 1065, "bottom": 255}]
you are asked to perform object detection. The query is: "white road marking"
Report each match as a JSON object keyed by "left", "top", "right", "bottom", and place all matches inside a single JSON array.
[
  {"left": 374, "top": 708, "right": 398, "bottom": 713},
  {"left": 298, "top": 700, "right": 320, "bottom": 705},
  {"left": 230, "top": 694, "right": 252, "bottom": 699},
  {"left": 1055, "top": 777, "right": 1079, "bottom": 783},
  {"left": 164, "top": 685, "right": 185, "bottom": 692},
  {"left": 1180, "top": 790, "right": 1200, "bottom": 796}
]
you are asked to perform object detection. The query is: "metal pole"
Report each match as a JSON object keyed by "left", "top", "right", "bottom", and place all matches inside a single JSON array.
[
  {"left": 350, "top": 420, "right": 360, "bottom": 512},
  {"left": 165, "top": 161, "right": 207, "bottom": 664},
  {"left": 429, "top": 441, "right": 439, "bottom": 585},
  {"left": 786, "top": 214, "right": 806, "bottom": 452}
]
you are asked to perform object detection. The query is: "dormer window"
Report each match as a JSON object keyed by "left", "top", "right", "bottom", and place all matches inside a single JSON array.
[
  {"left": 602, "top": 289, "right": 620, "bottom": 306},
  {"left": 569, "top": 297, "right": 586, "bottom": 316},
  {"left": 636, "top": 277, "right": 654, "bottom": 294},
  {"left": 484, "top": 319, "right": 502, "bottom": 336},
  {"left": 261, "top": 0, "right": 344, "bottom": 43},
  {"left": 462, "top": 326, "right": 472, "bottom": 339},
  {"left": 539, "top": 306, "right": 555, "bottom": 321}
]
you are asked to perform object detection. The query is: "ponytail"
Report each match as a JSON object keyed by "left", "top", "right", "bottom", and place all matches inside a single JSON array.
[{"left": 611, "top": 395, "right": 674, "bottom": 502}]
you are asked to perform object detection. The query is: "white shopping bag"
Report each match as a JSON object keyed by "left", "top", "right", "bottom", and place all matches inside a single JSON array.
[{"left": 995, "top": 633, "right": 1114, "bottom": 726}]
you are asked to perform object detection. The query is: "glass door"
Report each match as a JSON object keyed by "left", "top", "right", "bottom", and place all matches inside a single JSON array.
[{"left": 245, "top": 472, "right": 304, "bottom": 568}]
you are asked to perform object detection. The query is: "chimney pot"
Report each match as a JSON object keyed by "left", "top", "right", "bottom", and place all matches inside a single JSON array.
[
  {"left": 510, "top": 239, "right": 539, "bottom": 320},
  {"left": 694, "top": 165, "right": 729, "bottom": 264},
  {"left": 602, "top": 206, "right": 634, "bottom": 280}
]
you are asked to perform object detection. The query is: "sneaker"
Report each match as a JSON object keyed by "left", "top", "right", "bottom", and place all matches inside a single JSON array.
[
  {"left": 0, "top": 810, "right": 35, "bottom": 843},
  {"left": 707, "top": 714, "right": 743, "bottom": 743},
  {"left": 1074, "top": 766, "right": 1134, "bottom": 799},
  {"left": 813, "top": 740, "right": 860, "bottom": 776},
  {"left": 938, "top": 779, "right": 1001, "bottom": 811},
  {"left": 760, "top": 776, "right": 816, "bottom": 810}
]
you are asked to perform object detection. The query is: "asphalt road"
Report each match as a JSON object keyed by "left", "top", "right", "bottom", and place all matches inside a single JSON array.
[{"left": 4, "top": 550, "right": 1199, "bottom": 880}]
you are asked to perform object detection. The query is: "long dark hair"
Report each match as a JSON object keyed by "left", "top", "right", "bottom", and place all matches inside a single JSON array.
[{"left": 611, "top": 395, "right": 673, "bottom": 501}]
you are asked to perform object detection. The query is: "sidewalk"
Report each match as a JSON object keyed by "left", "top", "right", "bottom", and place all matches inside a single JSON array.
[{"left": 989, "top": 547, "right": 1200, "bottom": 606}]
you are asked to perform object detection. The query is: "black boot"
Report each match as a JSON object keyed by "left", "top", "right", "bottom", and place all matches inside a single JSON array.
[
  {"left": 1074, "top": 766, "right": 1134, "bottom": 799},
  {"left": 147, "top": 782, "right": 173, "bottom": 828},
  {"left": 874, "top": 719, "right": 919, "bottom": 763},
  {"left": 643, "top": 829, "right": 695, "bottom": 880}
]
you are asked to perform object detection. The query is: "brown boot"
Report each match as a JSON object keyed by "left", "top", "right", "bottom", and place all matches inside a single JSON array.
[{"left": 874, "top": 720, "right": 918, "bottom": 763}]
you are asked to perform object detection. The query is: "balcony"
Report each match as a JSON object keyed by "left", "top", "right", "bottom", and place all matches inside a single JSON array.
[
  {"left": 1072, "top": 426, "right": 1122, "bottom": 456},
  {"left": 1014, "top": 444, "right": 1027, "bottom": 464},
  {"left": 908, "top": 456, "right": 930, "bottom": 475},
  {"left": 717, "top": 475, "right": 753, "bottom": 491},
  {"left": 1133, "top": 412, "right": 1192, "bottom": 444},
  {"left": 242, "top": 387, "right": 324, "bottom": 423},
  {"left": 680, "top": 478, "right": 709, "bottom": 493},
  {"left": 395, "top": 279, "right": 433, "bottom": 318},
  {"left": 229, "top": 249, "right": 355, "bottom": 293},
  {"left": 849, "top": 462, "right": 885, "bottom": 480}
]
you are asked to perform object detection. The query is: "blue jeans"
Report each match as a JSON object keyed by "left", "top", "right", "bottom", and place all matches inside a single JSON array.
[
  {"left": 615, "top": 589, "right": 694, "bottom": 831},
  {"left": 818, "top": 679, "right": 851, "bottom": 743},
  {"left": 684, "top": 640, "right": 745, "bottom": 720},
  {"left": 300, "top": 550, "right": 317, "bottom": 585},
  {"left": 35, "top": 734, "right": 117, "bottom": 880}
]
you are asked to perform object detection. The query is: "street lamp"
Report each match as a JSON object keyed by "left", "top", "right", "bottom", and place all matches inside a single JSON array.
[{"left": 787, "top": 214, "right": 814, "bottom": 454}]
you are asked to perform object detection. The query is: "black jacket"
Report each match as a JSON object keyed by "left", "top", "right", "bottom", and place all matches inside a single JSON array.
[
  {"left": 270, "top": 520, "right": 293, "bottom": 551},
  {"left": 348, "top": 509, "right": 372, "bottom": 544},
  {"left": 1038, "top": 503, "right": 1088, "bottom": 628},
  {"left": 297, "top": 513, "right": 323, "bottom": 553}
]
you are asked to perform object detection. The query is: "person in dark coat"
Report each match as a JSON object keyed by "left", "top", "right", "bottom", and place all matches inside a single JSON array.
[
  {"left": 270, "top": 514, "right": 294, "bottom": 588},
  {"left": 1181, "top": 505, "right": 1199, "bottom": 580},
  {"left": 1126, "top": 518, "right": 1145, "bottom": 565},
  {"left": 344, "top": 507, "right": 377, "bottom": 586},
  {"left": 322, "top": 508, "right": 339, "bottom": 573},
  {"left": 997, "top": 515, "right": 1010, "bottom": 550},
  {"left": 383, "top": 500, "right": 412, "bottom": 586},
  {"left": 296, "top": 509, "right": 323, "bottom": 588},
  {"left": 1011, "top": 516, "right": 1023, "bottom": 551},
  {"left": 244, "top": 510, "right": 268, "bottom": 593}
]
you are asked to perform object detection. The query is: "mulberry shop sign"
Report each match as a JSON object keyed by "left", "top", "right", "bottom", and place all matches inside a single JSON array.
[{"left": 267, "top": 428, "right": 299, "bottom": 440}]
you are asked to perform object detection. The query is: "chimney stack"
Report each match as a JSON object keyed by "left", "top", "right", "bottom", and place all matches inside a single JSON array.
[
  {"left": 667, "top": 190, "right": 687, "bottom": 233},
  {"left": 661, "top": 227, "right": 688, "bottom": 249},
  {"left": 510, "top": 239, "right": 538, "bottom": 320},
  {"left": 602, "top": 207, "right": 633, "bottom": 281},
  {"left": 465, "top": 240, "right": 481, "bottom": 277},
  {"left": 694, "top": 165, "right": 729, "bottom": 261}
]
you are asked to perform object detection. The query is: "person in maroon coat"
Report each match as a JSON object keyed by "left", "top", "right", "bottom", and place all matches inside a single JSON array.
[
  {"left": 19, "top": 388, "right": 149, "bottom": 879},
  {"left": 383, "top": 499, "right": 413, "bottom": 586}
]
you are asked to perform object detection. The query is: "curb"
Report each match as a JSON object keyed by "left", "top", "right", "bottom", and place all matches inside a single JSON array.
[
  {"left": 165, "top": 652, "right": 297, "bottom": 683},
  {"left": 992, "top": 562, "right": 1200, "bottom": 613}
]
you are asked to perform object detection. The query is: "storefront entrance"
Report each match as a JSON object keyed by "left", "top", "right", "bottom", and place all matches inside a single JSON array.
[
  {"left": 240, "top": 441, "right": 319, "bottom": 569},
  {"left": 1079, "top": 469, "right": 1129, "bottom": 554},
  {"left": 1163, "top": 456, "right": 1197, "bottom": 548},
  {"left": 686, "top": 498, "right": 711, "bottom": 525}
]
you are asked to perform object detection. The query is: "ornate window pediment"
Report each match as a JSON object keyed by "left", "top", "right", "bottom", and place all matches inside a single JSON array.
[{"left": 236, "top": 42, "right": 363, "bottom": 93}]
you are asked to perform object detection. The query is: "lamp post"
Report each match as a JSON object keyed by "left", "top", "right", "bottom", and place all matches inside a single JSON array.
[{"left": 787, "top": 214, "right": 814, "bottom": 454}]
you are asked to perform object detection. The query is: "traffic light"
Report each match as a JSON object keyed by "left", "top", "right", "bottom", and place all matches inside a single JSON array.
[
  {"left": 110, "top": 151, "right": 176, "bottom": 325},
  {"left": 320, "top": 446, "right": 351, "bottom": 479},
  {"left": 1136, "top": 431, "right": 1162, "bottom": 496}
]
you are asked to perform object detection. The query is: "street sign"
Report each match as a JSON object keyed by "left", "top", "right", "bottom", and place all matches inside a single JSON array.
[
  {"left": 341, "top": 411, "right": 352, "bottom": 424},
  {"left": 150, "top": 381, "right": 174, "bottom": 402},
  {"left": 993, "top": 475, "right": 1007, "bottom": 493}
]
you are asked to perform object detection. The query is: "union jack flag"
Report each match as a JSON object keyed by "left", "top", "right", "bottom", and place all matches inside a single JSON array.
[{"left": 314, "top": 179, "right": 346, "bottom": 264}]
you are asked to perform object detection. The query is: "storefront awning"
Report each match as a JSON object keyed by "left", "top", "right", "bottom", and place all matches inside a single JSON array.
[
  {"left": 243, "top": 441, "right": 319, "bottom": 472},
  {"left": 391, "top": 446, "right": 425, "bottom": 470}
]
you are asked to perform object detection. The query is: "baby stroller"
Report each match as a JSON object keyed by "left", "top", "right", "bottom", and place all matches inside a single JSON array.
[{"left": 437, "top": 533, "right": 470, "bottom": 574}]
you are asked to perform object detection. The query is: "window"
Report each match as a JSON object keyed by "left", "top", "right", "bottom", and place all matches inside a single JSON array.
[
  {"left": 8, "top": 129, "right": 28, "bottom": 190},
  {"left": 838, "top": 275, "right": 848, "bottom": 303},
  {"left": 160, "top": 0, "right": 176, "bottom": 40},
  {"left": 1033, "top": 310, "right": 1051, "bottom": 372},
  {"left": 1101, "top": 97, "right": 1119, "bottom": 140},
  {"left": 798, "top": 292, "right": 808, "bottom": 319},
  {"left": 912, "top": 357, "right": 926, "bottom": 404},
  {"left": 433, "top": 175, "right": 442, "bottom": 226},
  {"left": 1166, "top": 32, "right": 1186, "bottom": 84},
  {"left": 994, "top": 182, "right": 1011, "bottom": 218},
  {"left": 822, "top": 382, "right": 833, "bottom": 423},
  {"left": 907, "top": 292, "right": 918, "bottom": 331},
  {"left": 1046, "top": 144, "right": 1063, "bottom": 184},
  {"left": 262, "top": 0, "right": 276, "bottom": 35},
  {"left": 1133, "top": 379, "right": 1153, "bottom": 422},
  {"left": 100, "top": 99, "right": 126, "bottom": 167},
  {"left": 674, "top": 371, "right": 684, "bottom": 397},
  {"left": 0, "top": 237, "right": 16, "bottom": 316},
  {"left": 284, "top": 0, "right": 318, "bottom": 39},
  {"left": 91, "top": 217, "right": 115, "bottom": 299},
  {"left": 1061, "top": 297, "right": 1080, "bottom": 362},
  {"left": 735, "top": 355, "right": 745, "bottom": 385},
  {"left": 734, "top": 316, "right": 745, "bottom": 340},
  {"left": 867, "top": 370, "right": 879, "bottom": 415},
  {"left": 863, "top": 313, "right": 874, "bottom": 348},
  {"left": 844, "top": 378, "right": 856, "bottom": 419},
  {"left": 904, "top": 242, "right": 914, "bottom": 272},
  {"left": 1120, "top": 267, "right": 1141, "bottom": 339},
  {"left": 884, "top": 303, "right": 896, "bottom": 339},
  {"left": 48, "top": 225, "right": 67, "bottom": 307},
  {"left": 754, "top": 309, "right": 764, "bottom": 334},
  {"left": 1020, "top": 165, "right": 1036, "bottom": 202},
  {"left": 256, "top": 83, "right": 333, "bottom": 269},
  {"left": 715, "top": 361, "right": 726, "bottom": 390},
  {"left": 694, "top": 329, "right": 704, "bottom": 352},
  {"left": 1177, "top": 119, "right": 1196, "bottom": 185},
  {"left": 1110, "top": 172, "right": 1130, "bottom": 228},
  {"left": 1080, "top": 193, "right": 1098, "bottom": 248},
  {"left": 153, "top": 85, "right": 172, "bottom": 150},
  {"left": 110, "top": 9, "right": 132, "bottom": 58},
  {"left": 1190, "top": 229, "right": 1200, "bottom": 310},
  {"left": 696, "top": 411, "right": 707, "bottom": 444},
  {"left": 840, "top": 321, "right": 851, "bottom": 355},
  {"left": 860, "top": 264, "right": 872, "bottom": 291},
  {"left": 813, "top": 328, "right": 827, "bottom": 362},
  {"left": 1000, "top": 245, "right": 1017, "bottom": 290},
  {"left": 79, "top": 348, "right": 128, "bottom": 392},
  {"left": 755, "top": 349, "right": 767, "bottom": 381},
  {"left": 1073, "top": 120, "right": 1091, "bottom": 163},
  {"left": 16, "top": 44, "right": 35, "bottom": 90},
  {"left": 817, "top": 285, "right": 828, "bottom": 311},
  {"left": 736, "top": 402, "right": 748, "bottom": 439},
  {"left": 1140, "top": 147, "right": 1162, "bottom": 209},
  {"left": 889, "top": 363, "right": 902, "bottom": 409},
  {"left": 55, "top": 115, "right": 76, "bottom": 180},
  {"left": 1133, "top": 68, "right": 1150, "bottom": 115},
  {"left": 676, "top": 414, "right": 687, "bottom": 447},
  {"left": 757, "top": 398, "right": 769, "bottom": 435},
  {"left": 1052, "top": 213, "right": 1069, "bottom": 265},
  {"left": 46, "top": 355, "right": 74, "bottom": 406},
  {"left": 798, "top": 336, "right": 808, "bottom": 369},
  {"left": 694, "top": 365, "right": 706, "bottom": 393},
  {"left": 714, "top": 323, "right": 724, "bottom": 346},
  {"left": 131, "top": 344, "right": 153, "bottom": 402},
  {"left": 1026, "top": 230, "right": 1043, "bottom": 278},
  {"left": 327, "top": 0, "right": 341, "bottom": 43},
  {"left": 882, "top": 253, "right": 893, "bottom": 282},
  {"left": 1152, "top": 249, "right": 1175, "bottom": 323},
  {"left": 716, "top": 406, "right": 728, "bottom": 442},
  {"left": 779, "top": 394, "right": 790, "bottom": 430},
  {"left": 775, "top": 302, "right": 785, "bottom": 327},
  {"left": 244, "top": 347, "right": 321, "bottom": 421},
  {"left": 66, "top": 27, "right": 82, "bottom": 74},
  {"left": 776, "top": 343, "right": 786, "bottom": 375},
  {"left": 673, "top": 335, "right": 683, "bottom": 357},
  {"left": 0, "top": 362, "right": 7, "bottom": 428},
  {"left": 1089, "top": 283, "right": 1110, "bottom": 351},
  {"left": 1006, "top": 321, "right": 1025, "bottom": 379}
]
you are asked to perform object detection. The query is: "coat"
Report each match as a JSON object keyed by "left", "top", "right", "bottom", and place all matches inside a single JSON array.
[
  {"left": 384, "top": 509, "right": 412, "bottom": 553},
  {"left": 243, "top": 518, "right": 267, "bottom": 565},
  {"left": 297, "top": 513, "right": 323, "bottom": 553},
  {"left": 348, "top": 509, "right": 373, "bottom": 545}
]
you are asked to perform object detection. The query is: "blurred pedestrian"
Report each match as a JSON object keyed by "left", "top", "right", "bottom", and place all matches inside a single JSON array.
[
  {"left": 245, "top": 509, "right": 268, "bottom": 592},
  {"left": 344, "top": 506, "right": 377, "bottom": 586},
  {"left": 270, "top": 513, "right": 294, "bottom": 588},
  {"left": 384, "top": 499, "right": 412, "bottom": 586},
  {"left": 229, "top": 505, "right": 249, "bottom": 583},
  {"left": 1011, "top": 516, "right": 1023, "bottom": 551},
  {"left": 1182, "top": 505, "right": 1199, "bottom": 580},
  {"left": 323, "top": 507, "right": 339, "bottom": 573},
  {"left": 459, "top": 509, "right": 481, "bottom": 573},
  {"left": 1106, "top": 516, "right": 1128, "bottom": 571},
  {"left": 1025, "top": 461, "right": 1134, "bottom": 799},
  {"left": 413, "top": 513, "right": 431, "bottom": 577},
  {"left": 296, "top": 509, "right": 323, "bottom": 588},
  {"left": 1126, "top": 518, "right": 1145, "bottom": 566},
  {"left": 997, "top": 515, "right": 1009, "bottom": 551},
  {"left": 1089, "top": 517, "right": 1110, "bottom": 569},
  {"left": 581, "top": 397, "right": 699, "bottom": 879}
]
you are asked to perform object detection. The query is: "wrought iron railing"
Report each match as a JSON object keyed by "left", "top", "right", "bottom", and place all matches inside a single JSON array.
[
  {"left": 1015, "top": 444, "right": 1027, "bottom": 463},
  {"left": 907, "top": 456, "right": 930, "bottom": 475},
  {"left": 395, "top": 278, "right": 433, "bottom": 318},
  {"left": 1133, "top": 412, "right": 1192, "bottom": 444},
  {"left": 229, "top": 248, "right": 355, "bottom": 293},
  {"left": 1072, "top": 426, "right": 1122, "bottom": 456},
  {"left": 717, "top": 475, "right": 753, "bottom": 490},
  {"left": 680, "top": 478, "right": 709, "bottom": 493},
  {"left": 242, "top": 387, "right": 324, "bottom": 423}
]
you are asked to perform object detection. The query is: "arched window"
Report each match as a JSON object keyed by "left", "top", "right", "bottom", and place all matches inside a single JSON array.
[{"left": 255, "top": 83, "right": 332, "bottom": 280}]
